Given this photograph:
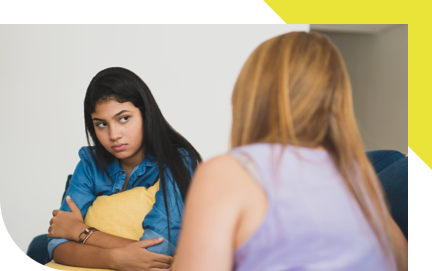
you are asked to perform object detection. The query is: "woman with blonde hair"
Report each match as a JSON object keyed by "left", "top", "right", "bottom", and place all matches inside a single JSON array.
[{"left": 173, "top": 31, "right": 408, "bottom": 271}]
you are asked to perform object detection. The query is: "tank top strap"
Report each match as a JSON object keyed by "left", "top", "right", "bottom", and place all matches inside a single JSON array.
[
  {"left": 230, "top": 144, "right": 278, "bottom": 198},
  {"left": 229, "top": 151, "right": 264, "bottom": 187}
]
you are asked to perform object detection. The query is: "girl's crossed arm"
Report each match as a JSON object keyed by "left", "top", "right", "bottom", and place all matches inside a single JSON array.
[{"left": 47, "top": 158, "right": 173, "bottom": 270}]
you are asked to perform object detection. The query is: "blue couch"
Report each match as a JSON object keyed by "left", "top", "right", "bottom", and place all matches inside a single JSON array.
[{"left": 367, "top": 151, "right": 432, "bottom": 240}]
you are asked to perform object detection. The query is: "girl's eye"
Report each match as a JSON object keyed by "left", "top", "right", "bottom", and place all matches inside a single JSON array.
[
  {"left": 96, "top": 123, "right": 106, "bottom": 128},
  {"left": 120, "top": 116, "right": 129, "bottom": 123}
]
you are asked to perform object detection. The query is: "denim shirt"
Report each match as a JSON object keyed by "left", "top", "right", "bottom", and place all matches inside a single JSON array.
[{"left": 47, "top": 147, "right": 192, "bottom": 259}]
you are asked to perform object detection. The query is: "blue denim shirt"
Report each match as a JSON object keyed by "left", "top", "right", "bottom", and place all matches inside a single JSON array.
[{"left": 47, "top": 147, "right": 192, "bottom": 259}]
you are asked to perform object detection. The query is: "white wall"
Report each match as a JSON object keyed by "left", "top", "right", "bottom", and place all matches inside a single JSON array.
[
  {"left": 0, "top": 24, "right": 309, "bottom": 253},
  {"left": 319, "top": 25, "right": 408, "bottom": 153}
]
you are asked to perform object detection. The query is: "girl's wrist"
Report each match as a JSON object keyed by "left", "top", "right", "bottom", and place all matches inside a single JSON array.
[
  {"left": 107, "top": 247, "right": 121, "bottom": 270},
  {"left": 72, "top": 223, "right": 91, "bottom": 242}
]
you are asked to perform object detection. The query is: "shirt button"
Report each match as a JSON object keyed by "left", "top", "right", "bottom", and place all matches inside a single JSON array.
[
  {"left": 121, "top": 171, "right": 125, "bottom": 175},
  {"left": 115, "top": 189, "right": 120, "bottom": 193}
]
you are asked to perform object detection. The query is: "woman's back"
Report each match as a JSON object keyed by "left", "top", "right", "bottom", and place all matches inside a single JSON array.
[
  {"left": 232, "top": 143, "right": 390, "bottom": 271},
  {"left": 174, "top": 31, "right": 405, "bottom": 271}
]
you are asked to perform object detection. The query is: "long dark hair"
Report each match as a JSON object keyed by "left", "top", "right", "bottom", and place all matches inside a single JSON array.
[{"left": 84, "top": 67, "right": 202, "bottom": 244}]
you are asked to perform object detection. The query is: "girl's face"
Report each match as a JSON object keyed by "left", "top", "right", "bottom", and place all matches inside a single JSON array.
[{"left": 91, "top": 100, "right": 144, "bottom": 164}]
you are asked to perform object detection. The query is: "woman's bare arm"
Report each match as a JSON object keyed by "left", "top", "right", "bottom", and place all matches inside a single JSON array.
[{"left": 174, "top": 155, "right": 263, "bottom": 271}]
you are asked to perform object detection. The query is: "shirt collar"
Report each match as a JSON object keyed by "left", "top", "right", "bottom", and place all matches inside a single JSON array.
[{"left": 107, "top": 153, "right": 158, "bottom": 176}]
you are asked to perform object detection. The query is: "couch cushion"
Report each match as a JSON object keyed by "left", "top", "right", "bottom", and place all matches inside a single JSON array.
[
  {"left": 378, "top": 157, "right": 432, "bottom": 240},
  {"left": 366, "top": 150, "right": 405, "bottom": 174}
]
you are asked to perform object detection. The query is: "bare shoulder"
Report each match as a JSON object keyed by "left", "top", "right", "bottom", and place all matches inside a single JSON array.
[
  {"left": 175, "top": 154, "right": 250, "bottom": 271},
  {"left": 194, "top": 154, "right": 240, "bottom": 178},
  {"left": 187, "top": 154, "right": 250, "bottom": 202}
]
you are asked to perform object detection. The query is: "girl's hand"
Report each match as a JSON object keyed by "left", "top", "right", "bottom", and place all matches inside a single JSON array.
[
  {"left": 110, "top": 238, "right": 173, "bottom": 271},
  {"left": 48, "top": 196, "right": 88, "bottom": 241}
]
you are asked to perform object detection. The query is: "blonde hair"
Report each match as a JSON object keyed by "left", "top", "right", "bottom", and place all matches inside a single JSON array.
[{"left": 231, "top": 31, "right": 396, "bottom": 268}]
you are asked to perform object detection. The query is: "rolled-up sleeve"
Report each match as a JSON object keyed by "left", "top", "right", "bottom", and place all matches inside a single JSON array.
[
  {"left": 140, "top": 175, "right": 183, "bottom": 256},
  {"left": 140, "top": 151, "right": 194, "bottom": 256},
  {"left": 47, "top": 152, "right": 97, "bottom": 259}
]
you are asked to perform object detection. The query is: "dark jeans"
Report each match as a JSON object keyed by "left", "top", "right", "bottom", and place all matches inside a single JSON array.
[{"left": 27, "top": 234, "right": 51, "bottom": 265}]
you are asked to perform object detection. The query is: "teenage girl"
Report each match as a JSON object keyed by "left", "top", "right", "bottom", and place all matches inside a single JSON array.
[
  {"left": 48, "top": 67, "right": 201, "bottom": 271},
  {"left": 174, "top": 32, "right": 408, "bottom": 271}
]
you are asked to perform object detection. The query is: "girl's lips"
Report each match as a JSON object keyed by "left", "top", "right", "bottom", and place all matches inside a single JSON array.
[{"left": 112, "top": 144, "right": 126, "bottom": 151}]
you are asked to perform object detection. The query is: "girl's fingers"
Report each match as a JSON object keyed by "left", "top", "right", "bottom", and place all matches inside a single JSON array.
[
  {"left": 149, "top": 261, "right": 171, "bottom": 269},
  {"left": 138, "top": 238, "right": 164, "bottom": 248},
  {"left": 65, "top": 195, "right": 80, "bottom": 213},
  {"left": 52, "top": 209, "right": 59, "bottom": 216},
  {"left": 153, "top": 254, "right": 174, "bottom": 264},
  {"left": 155, "top": 255, "right": 174, "bottom": 264}
]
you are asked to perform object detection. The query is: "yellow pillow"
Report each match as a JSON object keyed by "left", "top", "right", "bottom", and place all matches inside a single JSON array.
[{"left": 45, "top": 181, "right": 159, "bottom": 271}]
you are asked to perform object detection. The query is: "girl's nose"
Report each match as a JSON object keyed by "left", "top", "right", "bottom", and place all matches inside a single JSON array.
[{"left": 109, "top": 125, "right": 122, "bottom": 141}]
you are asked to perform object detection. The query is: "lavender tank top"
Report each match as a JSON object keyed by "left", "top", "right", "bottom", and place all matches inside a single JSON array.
[{"left": 231, "top": 143, "right": 392, "bottom": 271}]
